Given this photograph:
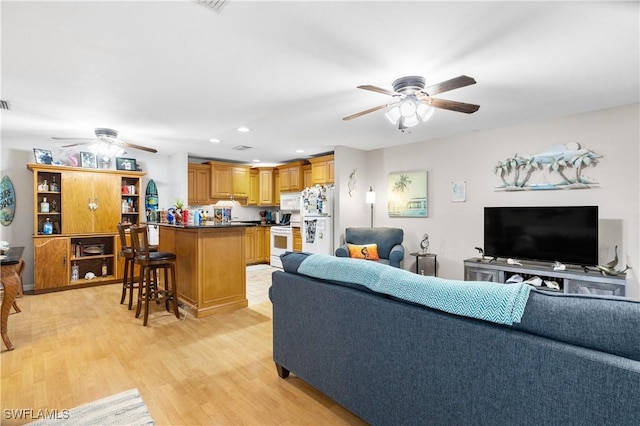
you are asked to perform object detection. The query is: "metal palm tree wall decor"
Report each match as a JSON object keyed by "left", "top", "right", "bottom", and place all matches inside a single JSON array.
[{"left": 494, "top": 142, "right": 601, "bottom": 191}]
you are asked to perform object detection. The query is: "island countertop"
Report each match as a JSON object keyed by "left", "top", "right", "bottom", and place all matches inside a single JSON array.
[
  {"left": 148, "top": 221, "right": 286, "bottom": 228},
  {"left": 158, "top": 224, "right": 248, "bottom": 318}
]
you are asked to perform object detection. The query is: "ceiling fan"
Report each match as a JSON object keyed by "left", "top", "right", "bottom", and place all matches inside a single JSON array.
[
  {"left": 52, "top": 128, "right": 158, "bottom": 153},
  {"left": 343, "top": 75, "right": 480, "bottom": 131}
]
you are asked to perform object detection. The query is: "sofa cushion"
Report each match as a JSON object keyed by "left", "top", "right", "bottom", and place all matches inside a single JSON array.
[
  {"left": 347, "top": 243, "right": 380, "bottom": 260},
  {"left": 512, "top": 289, "right": 640, "bottom": 361}
]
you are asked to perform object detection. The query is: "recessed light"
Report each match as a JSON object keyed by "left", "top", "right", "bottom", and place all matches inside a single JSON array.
[
  {"left": 209, "top": 138, "right": 221, "bottom": 143},
  {"left": 252, "top": 159, "right": 261, "bottom": 163},
  {"left": 236, "top": 126, "right": 250, "bottom": 133},
  {"left": 296, "top": 149, "right": 305, "bottom": 153}
]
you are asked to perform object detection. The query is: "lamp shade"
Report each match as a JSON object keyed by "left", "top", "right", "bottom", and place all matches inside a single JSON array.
[{"left": 366, "top": 187, "right": 376, "bottom": 204}]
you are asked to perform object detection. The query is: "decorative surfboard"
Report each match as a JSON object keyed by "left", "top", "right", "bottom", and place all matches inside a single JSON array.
[
  {"left": 0, "top": 175, "right": 16, "bottom": 226},
  {"left": 145, "top": 179, "right": 159, "bottom": 212}
]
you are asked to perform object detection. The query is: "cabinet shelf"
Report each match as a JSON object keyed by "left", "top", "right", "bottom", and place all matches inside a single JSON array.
[{"left": 72, "top": 254, "right": 115, "bottom": 261}]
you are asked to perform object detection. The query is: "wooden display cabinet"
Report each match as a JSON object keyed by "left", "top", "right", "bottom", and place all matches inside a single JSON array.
[{"left": 28, "top": 163, "right": 145, "bottom": 292}]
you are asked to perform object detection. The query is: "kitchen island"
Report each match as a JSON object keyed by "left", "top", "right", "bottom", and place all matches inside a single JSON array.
[{"left": 157, "top": 223, "right": 250, "bottom": 318}]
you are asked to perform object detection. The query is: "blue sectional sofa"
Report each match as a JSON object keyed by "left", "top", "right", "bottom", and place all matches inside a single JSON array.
[{"left": 270, "top": 253, "right": 640, "bottom": 425}]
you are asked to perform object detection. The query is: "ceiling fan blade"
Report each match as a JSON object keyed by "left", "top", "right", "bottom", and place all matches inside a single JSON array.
[
  {"left": 61, "top": 142, "right": 91, "bottom": 148},
  {"left": 423, "top": 75, "right": 476, "bottom": 96},
  {"left": 425, "top": 97, "right": 480, "bottom": 114},
  {"left": 120, "top": 141, "right": 158, "bottom": 154},
  {"left": 357, "top": 85, "right": 398, "bottom": 97},
  {"left": 52, "top": 137, "right": 94, "bottom": 141},
  {"left": 343, "top": 103, "right": 393, "bottom": 121}
]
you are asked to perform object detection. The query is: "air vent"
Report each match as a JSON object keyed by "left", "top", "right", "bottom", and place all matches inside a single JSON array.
[
  {"left": 194, "top": 0, "right": 228, "bottom": 13},
  {"left": 0, "top": 100, "right": 11, "bottom": 111},
  {"left": 232, "top": 145, "right": 252, "bottom": 151}
]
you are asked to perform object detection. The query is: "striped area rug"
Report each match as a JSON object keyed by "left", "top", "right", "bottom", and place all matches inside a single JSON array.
[{"left": 28, "top": 389, "right": 154, "bottom": 425}]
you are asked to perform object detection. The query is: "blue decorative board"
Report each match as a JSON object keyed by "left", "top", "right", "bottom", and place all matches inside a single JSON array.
[{"left": 0, "top": 175, "right": 16, "bottom": 226}]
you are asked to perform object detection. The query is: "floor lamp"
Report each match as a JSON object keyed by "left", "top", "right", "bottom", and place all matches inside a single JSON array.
[{"left": 366, "top": 186, "right": 376, "bottom": 228}]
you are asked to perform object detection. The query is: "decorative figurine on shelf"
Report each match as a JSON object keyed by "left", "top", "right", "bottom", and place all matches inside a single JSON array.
[
  {"left": 420, "top": 234, "right": 429, "bottom": 254},
  {"left": 474, "top": 246, "right": 485, "bottom": 261},
  {"left": 589, "top": 245, "right": 632, "bottom": 276}
]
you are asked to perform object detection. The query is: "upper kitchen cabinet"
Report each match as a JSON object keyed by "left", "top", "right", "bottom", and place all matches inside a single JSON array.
[
  {"left": 188, "top": 163, "right": 213, "bottom": 205},
  {"left": 258, "top": 167, "right": 275, "bottom": 205},
  {"left": 248, "top": 167, "right": 276, "bottom": 206},
  {"left": 303, "top": 164, "right": 312, "bottom": 189},
  {"left": 309, "top": 154, "right": 334, "bottom": 185},
  {"left": 277, "top": 161, "right": 305, "bottom": 192},
  {"left": 209, "top": 161, "right": 249, "bottom": 200}
]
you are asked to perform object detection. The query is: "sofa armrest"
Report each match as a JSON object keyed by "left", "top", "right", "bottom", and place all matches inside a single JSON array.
[
  {"left": 388, "top": 244, "right": 405, "bottom": 268},
  {"left": 335, "top": 244, "right": 349, "bottom": 257}
]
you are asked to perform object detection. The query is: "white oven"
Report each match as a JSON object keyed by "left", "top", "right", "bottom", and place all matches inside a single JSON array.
[{"left": 270, "top": 226, "right": 293, "bottom": 268}]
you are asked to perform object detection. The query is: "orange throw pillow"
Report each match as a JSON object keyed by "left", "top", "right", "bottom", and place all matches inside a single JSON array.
[{"left": 347, "top": 243, "right": 380, "bottom": 261}]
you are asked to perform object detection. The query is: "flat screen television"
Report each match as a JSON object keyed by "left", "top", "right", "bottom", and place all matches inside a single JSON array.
[{"left": 484, "top": 206, "right": 598, "bottom": 266}]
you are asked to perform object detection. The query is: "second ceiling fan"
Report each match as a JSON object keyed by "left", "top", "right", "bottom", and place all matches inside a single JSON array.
[
  {"left": 52, "top": 128, "right": 158, "bottom": 154},
  {"left": 343, "top": 75, "right": 480, "bottom": 131}
]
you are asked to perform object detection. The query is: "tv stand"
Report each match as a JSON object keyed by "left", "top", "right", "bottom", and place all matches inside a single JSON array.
[{"left": 464, "top": 258, "right": 626, "bottom": 297}]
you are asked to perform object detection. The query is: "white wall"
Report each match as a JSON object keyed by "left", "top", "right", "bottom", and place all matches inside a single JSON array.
[{"left": 336, "top": 104, "right": 640, "bottom": 298}]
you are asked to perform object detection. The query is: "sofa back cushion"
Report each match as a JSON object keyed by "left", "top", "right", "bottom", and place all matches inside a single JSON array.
[
  {"left": 345, "top": 227, "right": 403, "bottom": 259},
  {"left": 512, "top": 289, "right": 640, "bottom": 361}
]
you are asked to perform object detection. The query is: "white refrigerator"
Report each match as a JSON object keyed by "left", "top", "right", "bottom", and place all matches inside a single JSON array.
[{"left": 301, "top": 185, "right": 334, "bottom": 255}]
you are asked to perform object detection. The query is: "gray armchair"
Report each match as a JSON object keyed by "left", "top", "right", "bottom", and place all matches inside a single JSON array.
[{"left": 335, "top": 227, "right": 404, "bottom": 268}]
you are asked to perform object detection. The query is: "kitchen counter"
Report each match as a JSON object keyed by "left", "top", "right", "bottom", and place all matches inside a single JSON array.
[
  {"left": 158, "top": 225, "right": 247, "bottom": 318},
  {"left": 149, "top": 221, "right": 286, "bottom": 228}
]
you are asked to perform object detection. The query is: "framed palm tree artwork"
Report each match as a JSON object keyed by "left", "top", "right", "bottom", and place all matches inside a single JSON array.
[{"left": 387, "top": 171, "right": 427, "bottom": 217}]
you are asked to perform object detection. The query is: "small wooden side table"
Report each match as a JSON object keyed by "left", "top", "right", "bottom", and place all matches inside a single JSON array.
[
  {"left": 1, "top": 246, "right": 24, "bottom": 351},
  {"left": 409, "top": 252, "right": 437, "bottom": 277}
]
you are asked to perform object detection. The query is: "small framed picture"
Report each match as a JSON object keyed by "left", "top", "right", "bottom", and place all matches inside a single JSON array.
[
  {"left": 116, "top": 157, "right": 137, "bottom": 171},
  {"left": 80, "top": 152, "right": 97, "bottom": 168},
  {"left": 33, "top": 148, "right": 53, "bottom": 165}
]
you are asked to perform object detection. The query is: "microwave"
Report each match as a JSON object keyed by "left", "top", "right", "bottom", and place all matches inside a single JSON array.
[{"left": 280, "top": 192, "right": 301, "bottom": 211}]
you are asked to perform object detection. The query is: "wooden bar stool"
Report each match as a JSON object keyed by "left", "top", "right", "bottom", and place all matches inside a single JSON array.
[
  {"left": 117, "top": 223, "right": 137, "bottom": 310},
  {"left": 129, "top": 225, "right": 180, "bottom": 326}
]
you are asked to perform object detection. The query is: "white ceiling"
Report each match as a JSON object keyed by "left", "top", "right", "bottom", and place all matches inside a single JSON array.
[{"left": 2, "top": 1, "right": 638, "bottom": 166}]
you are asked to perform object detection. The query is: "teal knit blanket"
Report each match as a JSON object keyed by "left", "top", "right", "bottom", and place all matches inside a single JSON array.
[{"left": 297, "top": 254, "right": 531, "bottom": 325}]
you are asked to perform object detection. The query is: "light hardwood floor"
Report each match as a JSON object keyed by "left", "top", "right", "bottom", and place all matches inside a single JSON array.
[{"left": 1, "top": 267, "right": 366, "bottom": 425}]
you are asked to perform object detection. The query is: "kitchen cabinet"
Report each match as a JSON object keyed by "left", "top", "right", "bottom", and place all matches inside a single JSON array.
[
  {"left": 245, "top": 226, "right": 269, "bottom": 264},
  {"left": 277, "top": 161, "right": 305, "bottom": 192},
  {"left": 309, "top": 154, "right": 334, "bottom": 185},
  {"left": 274, "top": 170, "right": 281, "bottom": 206},
  {"left": 258, "top": 167, "right": 275, "bottom": 205},
  {"left": 245, "top": 227, "right": 257, "bottom": 264},
  {"left": 209, "top": 161, "right": 249, "bottom": 200},
  {"left": 303, "top": 164, "right": 312, "bottom": 189},
  {"left": 188, "top": 164, "right": 213, "bottom": 205},
  {"left": 293, "top": 227, "right": 302, "bottom": 252},
  {"left": 28, "top": 163, "right": 145, "bottom": 292},
  {"left": 248, "top": 169, "right": 259, "bottom": 205}
]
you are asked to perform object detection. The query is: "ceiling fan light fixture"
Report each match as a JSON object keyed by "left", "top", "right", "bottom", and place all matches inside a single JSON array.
[
  {"left": 402, "top": 115, "right": 420, "bottom": 128},
  {"left": 399, "top": 98, "right": 417, "bottom": 118},
  {"left": 385, "top": 106, "right": 402, "bottom": 125},
  {"left": 417, "top": 102, "right": 435, "bottom": 122}
]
